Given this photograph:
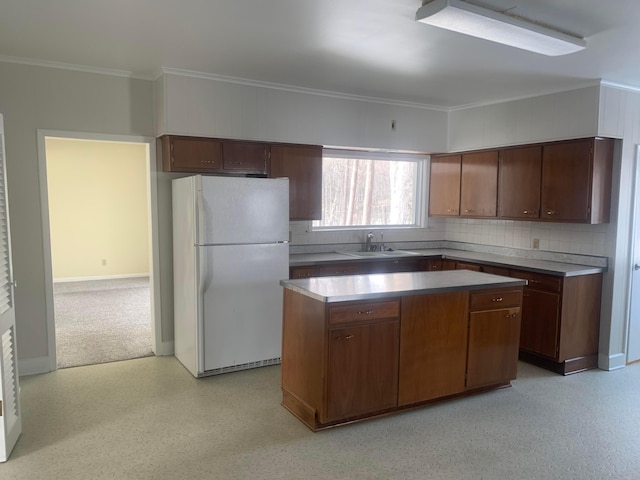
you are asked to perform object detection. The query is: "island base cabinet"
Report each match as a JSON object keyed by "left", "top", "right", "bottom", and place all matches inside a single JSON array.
[
  {"left": 466, "top": 308, "right": 521, "bottom": 389},
  {"left": 324, "top": 321, "right": 399, "bottom": 423},
  {"left": 281, "top": 283, "right": 524, "bottom": 430},
  {"left": 398, "top": 292, "right": 468, "bottom": 406}
]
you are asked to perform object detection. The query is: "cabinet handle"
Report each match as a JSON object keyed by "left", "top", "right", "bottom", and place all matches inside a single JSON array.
[
  {"left": 464, "top": 209, "right": 476, "bottom": 213},
  {"left": 357, "top": 310, "right": 374, "bottom": 315},
  {"left": 546, "top": 210, "right": 559, "bottom": 216},
  {"left": 523, "top": 210, "right": 537, "bottom": 215},
  {"left": 336, "top": 334, "right": 354, "bottom": 341},
  {"left": 505, "top": 313, "right": 518, "bottom": 318},
  {"left": 200, "top": 160, "right": 216, "bottom": 164},
  {"left": 492, "top": 297, "right": 503, "bottom": 302}
]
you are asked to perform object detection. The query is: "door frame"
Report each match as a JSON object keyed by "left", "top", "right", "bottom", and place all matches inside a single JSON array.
[
  {"left": 626, "top": 145, "right": 640, "bottom": 364},
  {"left": 37, "top": 130, "right": 163, "bottom": 371}
]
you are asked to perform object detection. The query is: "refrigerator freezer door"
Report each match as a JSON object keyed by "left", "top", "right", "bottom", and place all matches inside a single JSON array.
[
  {"left": 198, "top": 176, "right": 289, "bottom": 245},
  {"left": 199, "top": 243, "right": 289, "bottom": 372}
]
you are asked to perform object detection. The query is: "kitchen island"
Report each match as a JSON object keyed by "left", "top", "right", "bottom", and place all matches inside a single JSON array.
[{"left": 280, "top": 270, "right": 527, "bottom": 430}]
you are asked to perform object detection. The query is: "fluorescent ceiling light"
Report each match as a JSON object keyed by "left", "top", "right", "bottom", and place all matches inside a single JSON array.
[{"left": 415, "top": 0, "right": 586, "bottom": 56}]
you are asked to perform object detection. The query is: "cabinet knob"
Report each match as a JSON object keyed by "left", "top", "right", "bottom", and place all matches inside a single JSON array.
[
  {"left": 505, "top": 313, "right": 518, "bottom": 319},
  {"left": 357, "top": 310, "right": 374, "bottom": 315},
  {"left": 492, "top": 297, "right": 503, "bottom": 302}
]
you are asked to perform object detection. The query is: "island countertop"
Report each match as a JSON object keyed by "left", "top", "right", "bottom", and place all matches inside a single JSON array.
[{"left": 280, "top": 269, "right": 527, "bottom": 303}]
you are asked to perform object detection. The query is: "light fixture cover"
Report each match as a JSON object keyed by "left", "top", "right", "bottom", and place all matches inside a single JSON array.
[{"left": 415, "top": 0, "right": 586, "bottom": 56}]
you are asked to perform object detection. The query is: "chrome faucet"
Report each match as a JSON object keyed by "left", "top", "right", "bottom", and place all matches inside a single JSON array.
[{"left": 365, "top": 231, "right": 376, "bottom": 251}]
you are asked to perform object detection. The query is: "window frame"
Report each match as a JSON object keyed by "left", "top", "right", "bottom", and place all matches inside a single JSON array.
[{"left": 311, "top": 149, "right": 429, "bottom": 232}]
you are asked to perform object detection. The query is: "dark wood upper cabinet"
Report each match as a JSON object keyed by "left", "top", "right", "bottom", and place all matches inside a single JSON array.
[
  {"left": 162, "top": 136, "right": 224, "bottom": 173},
  {"left": 499, "top": 145, "right": 542, "bottom": 219},
  {"left": 161, "top": 135, "right": 267, "bottom": 175},
  {"left": 460, "top": 150, "right": 498, "bottom": 217},
  {"left": 428, "top": 154, "right": 461, "bottom": 216},
  {"left": 269, "top": 144, "right": 323, "bottom": 221},
  {"left": 222, "top": 141, "right": 268, "bottom": 173},
  {"left": 429, "top": 137, "right": 613, "bottom": 224},
  {"left": 541, "top": 138, "right": 613, "bottom": 223}
]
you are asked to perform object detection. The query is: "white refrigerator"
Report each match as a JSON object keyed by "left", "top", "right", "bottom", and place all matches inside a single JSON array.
[{"left": 172, "top": 175, "right": 289, "bottom": 377}]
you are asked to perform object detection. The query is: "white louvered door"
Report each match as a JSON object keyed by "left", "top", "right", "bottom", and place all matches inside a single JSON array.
[{"left": 0, "top": 114, "right": 21, "bottom": 462}]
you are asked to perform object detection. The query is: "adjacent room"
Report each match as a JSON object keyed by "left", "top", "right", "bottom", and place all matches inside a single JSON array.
[{"left": 45, "top": 138, "right": 152, "bottom": 368}]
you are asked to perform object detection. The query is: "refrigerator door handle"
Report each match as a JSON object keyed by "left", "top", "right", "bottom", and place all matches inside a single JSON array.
[{"left": 196, "top": 246, "right": 207, "bottom": 371}]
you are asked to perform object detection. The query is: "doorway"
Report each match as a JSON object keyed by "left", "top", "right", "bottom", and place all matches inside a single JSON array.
[
  {"left": 37, "top": 131, "right": 162, "bottom": 371},
  {"left": 627, "top": 145, "right": 640, "bottom": 364}
]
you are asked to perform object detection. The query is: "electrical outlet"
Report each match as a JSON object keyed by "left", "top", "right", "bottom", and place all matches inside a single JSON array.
[
  {"left": 532, "top": 238, "right": 540, "bottom": 249},
  {"left": 101, "top": 259, "right": 107, "bottom": 266}
]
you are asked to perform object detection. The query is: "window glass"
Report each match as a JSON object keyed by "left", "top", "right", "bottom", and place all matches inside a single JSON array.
[{"left": 312, "top": 151, "right": 424, "bottom": 229}]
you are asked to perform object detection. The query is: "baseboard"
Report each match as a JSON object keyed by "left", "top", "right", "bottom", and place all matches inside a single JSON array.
[
  {"left": 153, "top": 340, "right": 174, "bottom": 356},
  {"left": 54, "top": 273, "right": 150, "bottom": 283},
  {"left": 18, "top": 355, "right": 52, "bottom": 376},
  {"left": 598, "top": 352, "right": 626, "bottom": 371}
]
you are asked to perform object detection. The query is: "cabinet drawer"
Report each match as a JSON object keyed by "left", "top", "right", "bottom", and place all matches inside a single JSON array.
[
  {"left": 470, "top": 289, "right": 522, "bottom": 311},
  {"left": 329, "top": 300, "right": 400, "bottom": 326},
  {"left": 511, "top": 270, "right": 562, "bottom": 292}
]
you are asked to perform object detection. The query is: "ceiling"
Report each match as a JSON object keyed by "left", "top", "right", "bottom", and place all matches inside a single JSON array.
[{"left": 2, "top": 0, "right": 640, "bottom": 109}]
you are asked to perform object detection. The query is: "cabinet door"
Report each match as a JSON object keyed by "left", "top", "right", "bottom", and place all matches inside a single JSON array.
[
  {"left": 519, "top": 288, "right": 560, "bottom": 359},
  {"left": 499, "top": 146, "right": 542, "bottom": 219},
  {"left": 326, "top": 321, "right": 399, "bottom": 422},
  {"left": 541, "top": 139, "right": 592, "bottom": 222},
  {"left": 163, "top": 136, "right": 223, "bottom": 172},
  {"left": 429, "top": 155, "right": 461, "bottom": 216},
  {"left": 460, "top": 151, "right": 498, "bottom": 217},
  {"left": 398, "top": 292, "right": 468, "bottom": 406},
  {"left": 222, "top": 141, "right": 268, "bottom": 174},
  {"left": 466, "top": 307, "right": 521, "bottom": 388},
  {"left": 270, "top": 144, "right": 322, "bottom": 220}
]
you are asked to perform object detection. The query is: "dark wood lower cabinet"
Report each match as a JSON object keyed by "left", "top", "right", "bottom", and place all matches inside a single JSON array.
[
  {"left": 511, "top": 269, "right": 602, "bottom": 374},
  {"left": 519, "top": 288, "right": 559, "bottom": 358},
  {"left": 467, "top": 307, "right": 521, "bottom": 388},
  {"left": 326, "top": 321, "right": 399, "bottom": 423},
  {"left": 289, "top": 256, "right": 603, "bottom": 376},
  {"left": 398, "top": 292, "right": 468, "bottom": 405},
  {"left": 282, "top": 285, "right": 523, "bottom": 430}
]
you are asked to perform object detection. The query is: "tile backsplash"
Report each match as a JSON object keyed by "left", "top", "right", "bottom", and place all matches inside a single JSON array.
[
  {"left": 443, "top": 218, "right": 608, "bottom": 257},
  {"left": 289, "top": 217, "right": 610, "bottom": 260}
]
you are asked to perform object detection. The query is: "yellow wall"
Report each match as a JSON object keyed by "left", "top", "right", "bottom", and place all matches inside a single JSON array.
[{"left": 46, "top": 138, "right": 150, "bottom": 279}]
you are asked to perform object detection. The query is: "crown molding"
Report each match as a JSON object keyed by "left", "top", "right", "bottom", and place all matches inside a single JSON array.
[
  {"left": 600, "top": 80, "right": 640, "bottom": 94},
  {"left": 159, "top": 67, "right": 449, "bottom": 112},
  {"left": 0, "top": 55, "right": 155, "bottom": 80}
]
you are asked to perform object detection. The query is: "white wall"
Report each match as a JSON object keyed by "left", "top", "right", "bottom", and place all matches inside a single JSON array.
[
  {"left": 0, "top": 61, "right": 155, "bottom": 373},
  {"left": 596, "top": 84, "right": 640, "bottom": 370},
  {"left": 448, "top": 86, "right": 600, "bottom": 151},
  {"left": 158, "top": 72, "right": 449, "bottom": 152}
]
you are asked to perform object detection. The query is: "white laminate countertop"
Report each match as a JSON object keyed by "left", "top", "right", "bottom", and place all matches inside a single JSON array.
[
  {"left": 289, "top": 248, "right": 605, "bottom": 277},
  {"left": 280, "top": 270, "right": 527, "bottom": 303}
]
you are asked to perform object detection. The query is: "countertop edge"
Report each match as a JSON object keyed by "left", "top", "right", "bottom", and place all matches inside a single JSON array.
[
  {"left": 280, "top": 273, "right": 527, "bottom": 304},
  {"left": 289, "top": 250, "right": 605, "bottom": 277}
]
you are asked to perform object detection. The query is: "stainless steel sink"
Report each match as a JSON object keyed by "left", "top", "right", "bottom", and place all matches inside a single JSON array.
[{"left": 337, "top": 250, "right": 420, "bottom": 258}]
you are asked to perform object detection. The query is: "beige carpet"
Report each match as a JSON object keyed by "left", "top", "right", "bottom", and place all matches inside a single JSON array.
[{"left": 54, "top": 277, "right": 153, "bottom": 368}]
